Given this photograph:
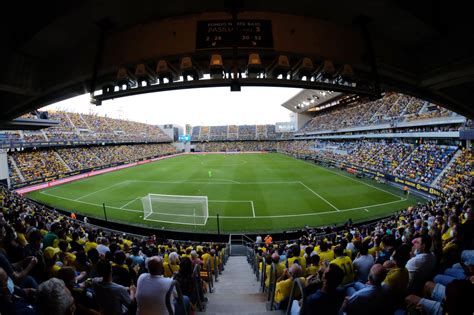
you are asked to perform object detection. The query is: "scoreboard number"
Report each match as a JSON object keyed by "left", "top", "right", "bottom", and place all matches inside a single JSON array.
[{"left": 196, "top": 20, "right": 273, "bottom": 50}]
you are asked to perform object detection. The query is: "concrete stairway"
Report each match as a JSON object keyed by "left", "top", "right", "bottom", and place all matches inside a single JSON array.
[{"left": 197, "top": 256, "right": 284, "bottom": 315}]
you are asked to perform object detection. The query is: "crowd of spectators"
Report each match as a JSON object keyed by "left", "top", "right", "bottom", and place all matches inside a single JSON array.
[
  {"left": 10, "top": 150, "right": 71, "bottom": 183},
  {"left": 209, "top": 126, "right": 227, "bottom": 140},
  {"left": 300, "top": 92, "right": 456, "bottom": 134},
  {"left": 436, "top": 149, "right": 473, "bottom": 192},
  {"left": 0, "top": 185, "right": 226, "bottom": 315},
  {"left": 22, "top": 132, "right": 46, "bottom": 142},
  {"left": 1, "top": 110, "right": 172, "bottom": 145},
  {"left": 394, "top": 144, "right": 457, "bottom": 184},
  {"left": 252, "top": 179, "right": 473, "bottom": 314},
  {"left": 8, "top": 144, "right": 177, "bottom": 185},
  {"left": 191, "top": 124, "right": 290, "bottom": 141}
]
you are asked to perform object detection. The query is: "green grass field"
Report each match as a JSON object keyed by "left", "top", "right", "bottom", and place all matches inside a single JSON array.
[{"left": 27, "top": 153, "right": 423, "bottom": 233}]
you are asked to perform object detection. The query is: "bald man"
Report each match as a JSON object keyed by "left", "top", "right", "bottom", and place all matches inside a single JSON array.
[
  {"left": 136, "top": 256, "right": 174, "bottom": 315},
  {"left": 342, "top": 264, "right": 390, "bottom": 315}
]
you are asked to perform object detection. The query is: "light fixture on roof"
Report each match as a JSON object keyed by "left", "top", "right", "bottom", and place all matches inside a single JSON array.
[
  {"left": 156, "top": 60, "right": 178, "bottom": 84},
  {"left": 115, "top": 67, "right": 137, "bottom": 90},
  {"left": 134, "top": 63, "right": 156, "bottom": 87},
  {"left": 292, "top": 57, "right": 314, "bottom": 80},
  {"left": 209, "top": 54, "right": 225, "bottom": 79},
  {"left": 180, "top": 56, "right": 203, "bottom": 81},
  {"left": 246, "top": 53, "right": 264, "bottom": 78},
  {"left": 267, "top": 55, "right": 290, "bottom": 79}
]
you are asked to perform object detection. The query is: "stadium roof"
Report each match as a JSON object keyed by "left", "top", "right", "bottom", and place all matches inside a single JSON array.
[{"left": 1, "top": 0, "right": 473, "bottom": 121}]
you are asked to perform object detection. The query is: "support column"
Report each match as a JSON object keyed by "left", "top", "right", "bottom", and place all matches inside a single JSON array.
[{"left": 0, "top": 149, "right": 9, "bottom": 188}]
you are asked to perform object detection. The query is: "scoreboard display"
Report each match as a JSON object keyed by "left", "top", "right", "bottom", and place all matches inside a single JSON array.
[
  {"left": 179, "top": 134, "right": 191, "bottom": 142},
  {"left": 196, "top": 20, "right": 273, "bottom": 50}
]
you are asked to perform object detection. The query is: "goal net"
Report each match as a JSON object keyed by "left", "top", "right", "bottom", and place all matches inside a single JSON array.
[{"left": 141, "top": 194, "right": 209, "bottom": 225}]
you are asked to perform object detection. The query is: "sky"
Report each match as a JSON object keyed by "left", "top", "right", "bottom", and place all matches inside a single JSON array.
[{"left": 41, "top": 86, "right": 302, "bottom": 128}]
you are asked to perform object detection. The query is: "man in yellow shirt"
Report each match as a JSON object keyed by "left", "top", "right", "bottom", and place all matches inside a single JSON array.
[
  {"left": 330, "top": 245, "right": 354, "bottom": 285},
  {"left": 318, "top": 242, "right": 335, "bottom": 267},
  {"left": 274, "top": 263, "right": 306, "bottom": 309}
]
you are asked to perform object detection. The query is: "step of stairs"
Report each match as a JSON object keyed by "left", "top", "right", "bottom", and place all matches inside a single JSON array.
[{"left": 196, "top": 256, "right": 284, "bottom": 315}]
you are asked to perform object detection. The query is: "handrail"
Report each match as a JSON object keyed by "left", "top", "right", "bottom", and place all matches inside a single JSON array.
[
  {"left": 255, "top": 254, "right": 260, "bottom": 280},
  {"left": 260, "top": 259, "right": 266, "bottom": 292},
  {"left": 214, "top": 255, "right": 219, "bottom": 282},
  {"left": 285, "top": 278, "right": 306, "bottom": 315},
  {"left": 267, "top": 263, "right": 277, "bottom": 310},
  {"left": 165, "top": 280, "right": 188, "bottom": 315},
  {"left": 192, "top": 264, "right": 205, "bottom": 311}
]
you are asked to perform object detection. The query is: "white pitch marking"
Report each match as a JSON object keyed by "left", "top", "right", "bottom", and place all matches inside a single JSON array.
[
  {"left": 364, "top": 208, "right": 369, "bottom": 212},
  {"left": 120, "top": 198, "right": 139, "bottom": 209},
  {"left": 298, "top": 159, "right": 405, "bottom": 200},
  {"left": 38, "top": 188, "right": 408, "bottom": 220},
  {"left": 74, "top": 181, "right": 128, "bottom": 201},
  {"left": 298, "top": 181, "right": 340, "bottom": 212}
]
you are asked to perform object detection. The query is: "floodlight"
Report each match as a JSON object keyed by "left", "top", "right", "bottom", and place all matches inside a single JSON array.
[
  {"left": 315, "top": 60, "right": 336, "bottom": 81},
  {"left": 180, "top": 56, "right": 203, "bottom": 81},
  {"left": 156, "top": 60, "right": 178, "bottom": 84},
  {"left": 339, "top": 64, "right": 354, "bottom": 83},
  {"left": 135, "top": 63, "right": 156, "bottom": 86},
  {"left": 116, "top": 67, "right": 137, "bottom": 90},
  {"left": 209, "top": 54, "right": 225, "bottom": 79},
  {"left": 246, "top": 53, "right": 264, "bottom": 78},
  {"left": 267, "top": 55, "right": 290, "bottom": 79},
  {"left": 292, "top": 57, "right": 314, "bottom": 80}
]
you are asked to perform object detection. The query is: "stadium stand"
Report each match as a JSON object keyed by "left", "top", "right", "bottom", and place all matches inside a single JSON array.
[
  {"left": 299, "top": 92, "right": 458, "bottom": 133},
  {"left": 0, "top": 90, "right": 472, "bottom": 315},
  {"left": 0, "top": 184, "right": 229, "bottom": 315},
  {"left": 0, "top": 110, "right": 172, "bottom": 146},
  {"left": 7, "top": 144, "right": 176, "bottom": 186},
  {"left": 247, "top": 173, "right": 473, "bottom": 314}
]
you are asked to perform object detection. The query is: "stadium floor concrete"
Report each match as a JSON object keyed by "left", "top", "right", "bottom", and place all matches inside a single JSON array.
[{"left": 196, "top": 256, "right": 284, "bottom": 315}]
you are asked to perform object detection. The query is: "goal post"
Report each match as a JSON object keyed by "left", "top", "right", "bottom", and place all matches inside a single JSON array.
[{"left": 141, "top": 193, "right": 209, "bottom": 225}]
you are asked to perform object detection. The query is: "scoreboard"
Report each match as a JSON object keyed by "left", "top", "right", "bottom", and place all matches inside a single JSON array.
[
  {"left": 196, "top": 20, "right": 273, "bottom": 50},
  {"left": 179, "top": 134, "right": 191, "bottom": 142}
]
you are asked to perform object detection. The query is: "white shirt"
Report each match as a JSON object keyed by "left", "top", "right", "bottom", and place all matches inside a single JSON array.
[
  {"left": 136, "top": 273, "right": 174, "bottom": 315},
  {"left": 353, "top": 254, "right": 375, "bottom": 282},
  {"left": 97, "top": 244, "right": 110, "bottom": 256},
  {"left": 406, "top": 252, "right": 436, "bottom": 292}
]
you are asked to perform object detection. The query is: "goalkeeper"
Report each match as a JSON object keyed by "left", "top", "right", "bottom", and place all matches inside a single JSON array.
[{"left": 208, "top": 170, "right": 212, "bottom": 178}]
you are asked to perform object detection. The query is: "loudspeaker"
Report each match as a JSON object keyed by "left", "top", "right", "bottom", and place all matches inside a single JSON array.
[{"left": 39, "top": 111, "right": 49, "bottom": 120}]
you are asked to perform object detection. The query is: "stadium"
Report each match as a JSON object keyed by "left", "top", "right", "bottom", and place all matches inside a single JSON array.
[{"left": 0, "top": 2, "right": 473, "bottom": 315}]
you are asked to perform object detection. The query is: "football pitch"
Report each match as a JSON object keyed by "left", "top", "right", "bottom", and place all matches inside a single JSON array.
[{"left": 27, "top": 153, "right": 423, "bottom": 233}]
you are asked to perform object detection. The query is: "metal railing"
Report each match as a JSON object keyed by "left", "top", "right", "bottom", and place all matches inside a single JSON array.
[
  {"left": 286, "top": 278, "right": 306, "bottom": 315},
  {"left": 267, "top": 263, "right": 277, "bottom": 310},
  {"left": 192, "top": 264, "right": 206, "bottom": 311},
  {"left": 165, "top": 280, "right": 188, "bottom": 315}
]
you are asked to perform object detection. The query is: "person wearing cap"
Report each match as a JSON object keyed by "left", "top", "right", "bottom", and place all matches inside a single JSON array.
[{"left": 274, "top": 263, "right": 306, "bottom": 309}]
